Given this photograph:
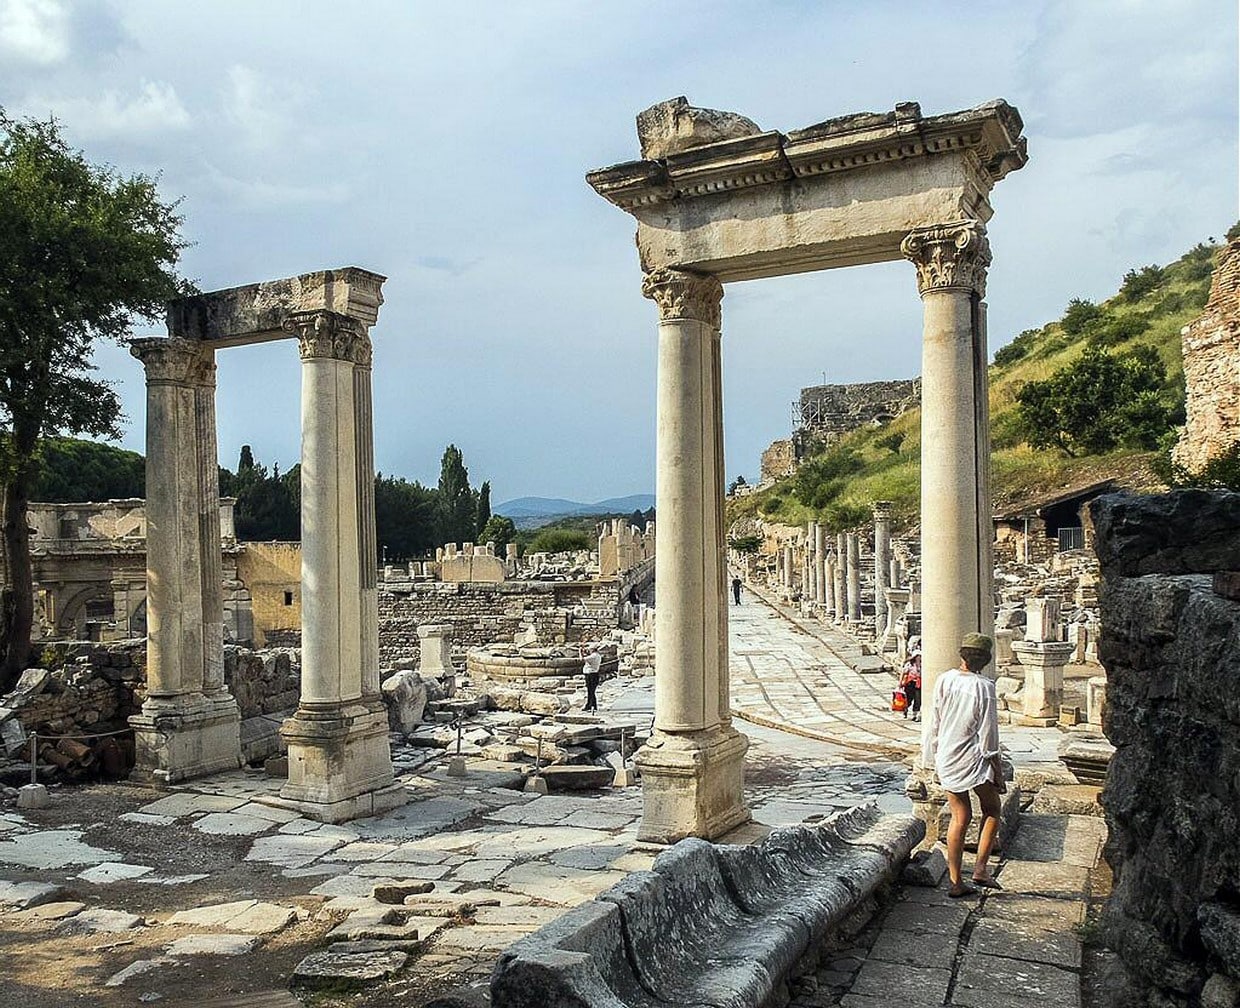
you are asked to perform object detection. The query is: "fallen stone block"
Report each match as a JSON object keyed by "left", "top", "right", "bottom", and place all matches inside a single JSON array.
[
  {"left": 0, "top": 880, "right": 73, "bottom": 910},
  {"left": 167, "top": 933, "right": 260, "bottom": 956},
  {"left": 292, "top": 950, "right": 408, "bottom": 990},
  {"left": 901, "top": 847, "right": 948, "bottom": 887},
  {"left": 540, "top": 765, "right": 614, "bottom": 792},
  {"left": 61, "top": 908, "right": 144, "bottom": 933}
]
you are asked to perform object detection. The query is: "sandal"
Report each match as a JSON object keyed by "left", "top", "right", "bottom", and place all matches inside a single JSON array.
[
  {"left": 947, "top": 883, "right": 978, "bottom": 898},
  {"left": 971, "top": 876, "right": 1002, "bottom": 890}
]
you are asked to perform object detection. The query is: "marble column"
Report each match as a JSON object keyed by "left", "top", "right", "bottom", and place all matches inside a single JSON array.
[
  {"left": 276, "top": 311, "right": 403, "bottom": 823},
  {"left": 129, "top": 338, "right": 240, "bottom": 782},
  {"left": 890, "top": 558, "right": 903, "bottom": 590},
  {"left": 902, "top": 220, "right": 993, "bottom": 701},
  {"left": 815, "top": 524, "right": 828, "bottom": 604},
  {"left": 873, "top": 501, "right": 893, "bottom": 637},
  {"left": 636, "top": 267, "right": 748, "bottom": 844},
  {"left": 846, "top": 533, "right": 862, "bottom": 621},
  {"left": 783, "top": 545, "right": 794, "bottom": 594},
  {"left": 834, "top": 533, "right": 848, "bottom": 622},
  {"left": 824, "top": 551, "right": 837, "bottom": 615}
]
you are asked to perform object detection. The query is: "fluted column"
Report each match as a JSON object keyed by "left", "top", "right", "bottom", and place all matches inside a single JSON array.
[
  {"left": 824, "top": 550, "right": 837, "bottom": 615},
  {"left": 814, "top": 524, "right": 828, "bottom": 604},
  {"left": 902, "top": 220, "right": 993, "bottom": 702},
  {"left": 873, "top": 501, "right": 893, "bottom": 637},
  {"left": 129, "top": 338, "right": 240, "bottom": 782},
  {"left": 636, "top": 267, "right": 748, "bottom": 844},
  {"left": 353, "top": 344, "right": 381, "bottom": 702},
  {"left": 276, "top": 310, "right": 402, "bottom": 822}
]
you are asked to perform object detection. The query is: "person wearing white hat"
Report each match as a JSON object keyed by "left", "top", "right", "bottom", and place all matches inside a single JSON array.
[{"left": 922, "top": 632, "right": 1004, "bottom": 898}]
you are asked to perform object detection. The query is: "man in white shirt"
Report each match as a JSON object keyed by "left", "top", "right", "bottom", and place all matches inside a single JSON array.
[
  {"left": 921, "top": 632, "right": 1004, "bottom": 898},
  {"left": 580, "top": 640, "right": 603, "bottom": 713}
]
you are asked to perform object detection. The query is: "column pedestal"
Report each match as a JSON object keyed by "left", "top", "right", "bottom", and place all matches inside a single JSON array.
[
  {"left": 634, "top": 726, "right": 749, "bottom": 844},
  {"left": 1012, "top": 640, "right": 1074, "bottom": 725},
  {"left": 130, "top": 697, "right": 243, "bottom": 784}
]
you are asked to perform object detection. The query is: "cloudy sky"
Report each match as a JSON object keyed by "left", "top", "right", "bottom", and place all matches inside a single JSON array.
[{"left": 1, "top": 0, "right": 1236, "bottom": 504}]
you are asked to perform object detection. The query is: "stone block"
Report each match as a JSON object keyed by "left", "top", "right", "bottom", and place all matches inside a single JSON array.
[
  {"left": 16, "top": 783, "right": 50, "bottom": 809},
  {"left": 901, "top": 847, "right": 948, "bottom": 887},
  {"left": 292, "top": 950, "right": 407, "bottom": 990},
  {"left": 381, "top": 670, "right": 428, "bottom": 733}
]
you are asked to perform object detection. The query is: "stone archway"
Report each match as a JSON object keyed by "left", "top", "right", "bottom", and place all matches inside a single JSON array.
[
  {"left": 130, "top": 268, "right": 404, "bottom": 823},
  {"left": 588, "top": 97, "right": 1027, "bottom": 843}
]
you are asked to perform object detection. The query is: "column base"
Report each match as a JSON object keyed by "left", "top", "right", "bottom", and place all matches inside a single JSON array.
[
  {"left": 265, "top": 701, "right": 405, "bottom": 823},
  {"left": 129, "top": 693, "right": 242, "bottom": 785},
  {"left": 635, "top": 725, "right": 749, "bottom": 844}
]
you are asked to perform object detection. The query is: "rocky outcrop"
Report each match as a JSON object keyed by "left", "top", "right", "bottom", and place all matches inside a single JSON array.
[{"left": 1092, "top": 490, "right": 1240, "bottom": 1004}]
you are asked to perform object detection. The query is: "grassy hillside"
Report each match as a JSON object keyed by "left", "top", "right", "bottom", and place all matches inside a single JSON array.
[{"left": 732, "top": 236, "right": 1225, "bottom": 532}]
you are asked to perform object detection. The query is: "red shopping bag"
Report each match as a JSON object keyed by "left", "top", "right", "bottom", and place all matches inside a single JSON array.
[{"left": 891, "top": 689, "right": 909, "bottom": 713}]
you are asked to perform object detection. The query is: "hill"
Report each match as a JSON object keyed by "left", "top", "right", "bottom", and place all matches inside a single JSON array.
[
  {"left": 496, "top": 494, "right": 656, "bottom": 528},
  {"left": 730, "top": 232, "right": 1230, "bottom": 533}
]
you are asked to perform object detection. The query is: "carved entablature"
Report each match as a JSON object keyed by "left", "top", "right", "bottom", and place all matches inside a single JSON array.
[
  {"left": 641, "top": 268, "right": 724, "bottom": 329},
  {"left": 130, "top": 337, "right": 215, "bottom": 386},
  {"left": 901, "top": 221, "right": 991, "bottom": 297},
  {"left": 283, "top": 310, "right": 372, "bottom": 364}
]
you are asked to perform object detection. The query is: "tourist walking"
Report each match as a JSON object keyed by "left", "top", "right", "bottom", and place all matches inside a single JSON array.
[
  {"left": 922, "top": 632, "right": 1004, "bottom": 898},
  {"left": 732, "top": 576, "right": 743, "bottom": 605},
  {"left": 899, "top": 639, "right": 923, "bottom": 722},
  {"left": 580, "top": 640, "right": 603, "bottom": 713}
]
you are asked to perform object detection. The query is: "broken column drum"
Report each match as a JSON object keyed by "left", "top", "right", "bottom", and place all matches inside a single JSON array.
[{"left": 588, "top": 95, "right": 1026, "bottom": 841}]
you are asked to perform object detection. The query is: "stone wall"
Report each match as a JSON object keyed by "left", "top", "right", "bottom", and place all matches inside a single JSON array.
[
  {"left": 236, "top": 542, "right": 302, "bottom": 646},
  {"left": 377, "top": 579, "right": 621, "bottom": 667},
  {"left": 223, "top": 646, "right": 301, "bottom": 720},
  {"left": 760, "top": 439, "right": 797, "bottom": 483},
  {"left": 797, "top": 378, "right": 920, "bottom": 441},
  {"left": 3, "top": 640, "right": 145, "bottom": 738},
  {"left": 1175, "top": 239, "right": 1240, "bottom": 472},
  {"left": 1092, "top": 490, "right": 1240, "bottom": 1005}
]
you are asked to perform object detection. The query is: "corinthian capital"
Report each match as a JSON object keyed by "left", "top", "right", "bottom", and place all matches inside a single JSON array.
[
  {"left": 901, "top": 221, "right": 991, "bottom": 297},
  {"left": 283, "top": 310, "right": 372, "bottom": 364},
  {"left": 641, "top": 268, "right": 723, "bottom": 329},
  {"left": 130, "top": 337, "right": 214, "bottom": 385}
]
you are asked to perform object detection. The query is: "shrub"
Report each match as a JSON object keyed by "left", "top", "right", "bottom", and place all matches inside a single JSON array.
[
  {"left": 1120, "top": 265, "right": 1166, "bottom": 303},
  {"left": 1060, "top": 298, "right": 1103, "bottom": 337}
]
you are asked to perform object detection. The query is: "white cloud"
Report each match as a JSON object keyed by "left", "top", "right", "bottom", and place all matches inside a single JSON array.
[
  {"left": 0, "top": 0, "right": 68, "bottom": 65},
  {"left": 202, "top": 162, "right": 350, "bottom": 208},
  {"left": 25, "top": 79, "right": 191, "bottom": 139},
  {"left": 222, "top": 64, "right": 304, "bottom": 148}
]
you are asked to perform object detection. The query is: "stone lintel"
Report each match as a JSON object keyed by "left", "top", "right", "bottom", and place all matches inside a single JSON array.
[
  {"left": 587, "top": 99, "right": 1026, "bottom": 282},
  {"left": 166, "top": 267, "right": 386, "bottom": 347}
]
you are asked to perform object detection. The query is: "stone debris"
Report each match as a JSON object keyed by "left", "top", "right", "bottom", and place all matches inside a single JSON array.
[
  {"left": 166, "top": 933, "right": 260, "bottom": 956},
  {"left": 292, "top": 950, "right": 408, "bottom": 990},
  {"left": 0, "top": 880, "right": 74, "bottom": 910},
  {"left": 61, "top": 907, "right": 145, "bottom": 933},
  {"left": 168, "top": 899, "right": 295, "bottom": 935}
]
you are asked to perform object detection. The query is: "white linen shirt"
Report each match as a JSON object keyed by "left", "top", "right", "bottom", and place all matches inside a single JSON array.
[{"left": 921, "top": 667, "right": 1001, "bottom": 793}]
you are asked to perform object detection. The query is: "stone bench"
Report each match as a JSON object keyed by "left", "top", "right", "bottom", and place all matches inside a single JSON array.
[{"left": 490, "top": 802, "right": 924, "bottom": 1008}]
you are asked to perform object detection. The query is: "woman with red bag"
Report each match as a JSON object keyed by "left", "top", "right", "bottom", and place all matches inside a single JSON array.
[{"left": 898, "top": 638, "right": 923, "bottom": 722}]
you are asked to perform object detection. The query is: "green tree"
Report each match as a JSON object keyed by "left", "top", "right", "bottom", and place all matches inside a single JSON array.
[
  {"left": 436, "top": 444, "right": 477, "bottom": 545},
  {"left": 375, "top": 474, "right": 438, "bottom": 559},
  {"left": 1015, "top": 346, "right": 1178, "bottom": 457},
  {"left": 32, "top": 437, "right": 144, "bottom": 501},
  {"left": 875, "top": 431, "right": 905, "bottom": 455},
  {"left": 225, "top": 447, "right": 299, "bottom": 541},
  {"left": 1119, "top": 265, "right": 1166, "bottom": 303},
  {"left": 0, "top": 112, "right": 188, "bottom": 688},
  {"left": 479, "top": 514, "right": 516, "bottom": 551},
  {"left": 475, "top": 480, "right": 491, "bottom": 539},
  {"left": 529, "top": 527, "right": 592, "bottom": 553},
  {"left": 1060, "top": 298, "right": 1103, "bottom": 337}
]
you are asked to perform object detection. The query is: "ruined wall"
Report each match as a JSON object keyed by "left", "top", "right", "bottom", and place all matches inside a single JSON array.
[
  {"left": 797, "top": 378, "right": 920, "bottom": 442},
  {"left": 236, "top": 542, "right": 302, "bottom": 646},
  {"left": 760, "top": 439, "right": 797, "bottom": 483},
  {"left": 4, "top": 641, "right": 145, "bottom": 738},
  {"left": 1175, "top": 240, "right": 1240, "bottom": 472},
  {"left": 377, "top": 580, "right": 621, "bottom": 667},
  {"left": 223, "top": 646, "right": 301, "bottom": 719},
  {"left": 1092, "top": 490, "right": 1240, "bottom": 1005}
]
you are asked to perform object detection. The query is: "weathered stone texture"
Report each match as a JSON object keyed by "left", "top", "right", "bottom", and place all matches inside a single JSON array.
[
  {"left": 1092, "top": 490, "right": 1240, "bottom": 1002},
  {"left": 1175, "top": 240, "right": 1240, "bottom": 472},
  {"left": 797, "top": 378, "right": 920, "bottom": 442}
]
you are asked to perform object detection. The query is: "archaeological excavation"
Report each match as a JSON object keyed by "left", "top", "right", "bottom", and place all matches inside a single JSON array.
[{"left": 1, "top": 10, "right": 1238, "bottom": 1007}]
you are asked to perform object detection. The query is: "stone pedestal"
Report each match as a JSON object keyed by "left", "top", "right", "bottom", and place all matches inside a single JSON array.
[
  {"left": 634, "top": 726, "right": 749, "bottom": 844},
  {"left": 417, "top": 623, "right": 454, "bottom": 679},
  {"left": 640, "top": 268, "right": 748, "bottom": 843},
  {"left": 902, "top": 221, "right": 994, "bottom": 700},
  {"left": 880, "top": 588, "right": 909, "bottom": 653},
  {"left": 1012, "top": 640, "right": 1074, "bottom": 724},
  {"left": 1087, "top": 676, "right": 1108, "bottom": 726},
  {"left": 1025, "top": 597, "right": 1061, "bottom": 643}
]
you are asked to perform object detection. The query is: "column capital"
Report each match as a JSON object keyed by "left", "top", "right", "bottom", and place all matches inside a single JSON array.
[
  {"left": 900, "top": 220, "right": 991, "bottom": 297},
  {"left": 130, "top": 337, "right": 214, "bottom": 386},
  {"left": 641, "top": 268, "right": 723, "bottom": 329},
  {"left": 283, "top": 310, "right": 372, "bottom": 365},
  {"left": 873, "top": 500, "right": 894, "bottom": 521}
]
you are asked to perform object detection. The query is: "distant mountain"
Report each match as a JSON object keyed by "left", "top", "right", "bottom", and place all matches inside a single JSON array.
[{"left": 494, "top": 494, "right": 656, "bottom": 528}]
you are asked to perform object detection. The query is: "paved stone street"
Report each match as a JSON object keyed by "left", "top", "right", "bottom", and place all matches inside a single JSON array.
[{"left": 0, "top": 593, "right": 1102, "bottom": 1006}]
